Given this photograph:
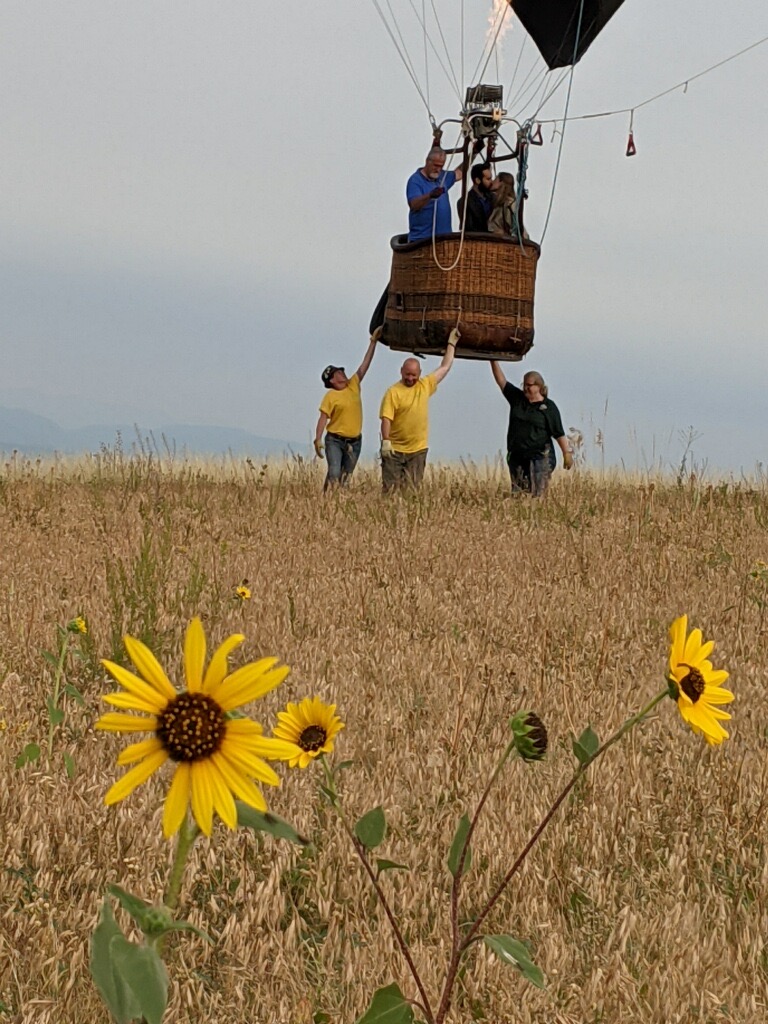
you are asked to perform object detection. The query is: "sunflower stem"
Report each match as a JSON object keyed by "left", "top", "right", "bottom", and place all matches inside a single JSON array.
[
  {"left": 320, "top": 758, "right": 435, "bottom": 1024},
  {"left": 163, "top": 815, "right": 199, "bottom": 914},
  {"left": 436, "top": 739, "right": 515, "bottom": 1023},
  {"left": 461, "top": 688, "right": 670, "bottom": 951}
]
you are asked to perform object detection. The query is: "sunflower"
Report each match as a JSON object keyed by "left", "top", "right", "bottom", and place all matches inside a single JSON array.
[
  {"left": 668, "top": 615, "right": 734, "bottom": 745},
  {"left": 96, "top": 618, "right": 301, "bottom": 837},
  {"left": 272, "top": 697, "right": 344, "bottom": 768}
]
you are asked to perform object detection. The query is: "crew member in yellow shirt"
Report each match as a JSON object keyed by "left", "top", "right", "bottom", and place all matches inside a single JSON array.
[
  {"left": 314, "top": 327, "right": 381, "bottom": 489},
  {"left": 378, "top": 328, "right": 458, "bottom": 492}
]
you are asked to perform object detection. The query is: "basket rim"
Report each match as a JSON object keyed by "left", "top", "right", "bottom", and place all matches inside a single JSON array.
[{"left": 391, "top": 232, "right": 541, "bottom": 256}]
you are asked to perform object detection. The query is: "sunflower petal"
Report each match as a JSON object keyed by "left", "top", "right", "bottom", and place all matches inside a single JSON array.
[
  {"left": 163, "top": 764, "right": 192, "bottom": 838},
  {"left": 103, "top": 692, "right": 167, "bottom": 714},
  {"left": 219, "top": 739, "right": 281, "bottom": 786},
  {"left": 683, "top": 627, "right": 704, "bottom": 665},
  {"left": 104, "top": 748, "right": 168, "bottom": 805},
  {"left": 248, "top": 735, "right": 306, "bottom": 762},
  {"left": 190, "top": 761, "right": 214, "bottom": 835},
  {"left": 216, "top": 664, "right": 289, "bottom": 712},
  {"left": 207, "top": 760, "right": 238, "bottom": 830},
  {"left": 100, "top": 660, "right": 169, "bottom": 712},
  {"left": 185, "top": 618, "right": 207, "bottom": 693},
  {"left": 96, "top": 712, "right": 158, "bottom": 733},
  {"left": 210, "top": 753, "right": 267, "bottom": 812},
  {"left": 668, "top": 615, "right": 688, "bottom": 671},
  {"left": 117, "top": 736, "right": 164, "bottom": 766},
  {"left": 202, "top": 633, "right": 245, "bottom": 695},
  {"left": 122, "top": 637, "right": 177, "bottom": 700}
]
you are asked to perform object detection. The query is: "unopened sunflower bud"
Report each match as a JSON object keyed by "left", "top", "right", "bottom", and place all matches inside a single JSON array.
[{"left": 510, "top": 710, "right": 548, "bottom": 762}]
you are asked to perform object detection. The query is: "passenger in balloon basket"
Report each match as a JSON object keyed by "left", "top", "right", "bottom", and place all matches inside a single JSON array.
[
  {"left": 488, "top": 172, "right": 529, "bottom": 242},
  {"left": 457, "top": 162, "right": 493, "bottom": 232},
  {"left": 313, "top": 327, "right": 381, "bottom": 491},
  {"left": 379, "top": 329, "right": 459, "bottom": 492},
  {"left": 490, "top": 362, "right": 573, "bottom": 497},
  {"left": 406, "top": 146, "right": 464, "bottom": 241}
]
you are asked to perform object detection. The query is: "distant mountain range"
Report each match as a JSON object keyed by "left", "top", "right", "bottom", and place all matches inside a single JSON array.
[{"left": 0, "top": 406, "right": 299, "bottom": 457}]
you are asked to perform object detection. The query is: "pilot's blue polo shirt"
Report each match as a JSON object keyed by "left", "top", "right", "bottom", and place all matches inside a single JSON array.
[{"left": 406, "top": 168, "right": 458, "bottom": 241}]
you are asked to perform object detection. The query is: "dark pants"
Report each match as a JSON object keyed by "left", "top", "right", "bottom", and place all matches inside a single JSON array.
[
  {"left": 507, "top": 446, "right": 553, "bottom": 497},
  {"left": 324, "top": 433, "right": 361, "bottom": 490},
  {"left": 381, "top": 449, "right": 428, "bottom": 492}
]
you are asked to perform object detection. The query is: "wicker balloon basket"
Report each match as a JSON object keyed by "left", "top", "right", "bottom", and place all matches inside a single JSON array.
[{"left": 381, "top": 233, "right": 540, "bottom": 361}]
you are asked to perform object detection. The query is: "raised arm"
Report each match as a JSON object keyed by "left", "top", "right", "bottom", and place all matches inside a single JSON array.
[
  {"left": 490, "top": 360, "right": 507, "bottom": 390},
  {"left": 432, "top": 328, "right": 459, "bottom": 384},
  {"left": 356, "top": 326, "right": 381, "bottom": 383}
]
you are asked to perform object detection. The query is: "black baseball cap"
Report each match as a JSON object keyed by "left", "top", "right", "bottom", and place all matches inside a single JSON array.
[{"left": 321, "top": 365, "right": 345, "bottom": 388}]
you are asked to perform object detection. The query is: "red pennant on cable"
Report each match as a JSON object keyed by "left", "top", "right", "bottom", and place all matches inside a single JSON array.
[{"left": 626, "top": 131, "right": 636, "bottom": 157}]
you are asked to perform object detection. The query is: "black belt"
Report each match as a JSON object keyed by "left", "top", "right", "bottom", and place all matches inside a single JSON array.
[{"left": 327, "top": 432, "right": 361, "bottom": 443}]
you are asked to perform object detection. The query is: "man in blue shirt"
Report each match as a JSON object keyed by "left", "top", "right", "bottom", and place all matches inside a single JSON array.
[{"left": 406, "top": 147, "right": 464, "bottom": 241}]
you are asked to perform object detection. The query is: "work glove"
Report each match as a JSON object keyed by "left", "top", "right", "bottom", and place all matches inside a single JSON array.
[
  {"left": 563, "top": 451, "right": 574, "bottom": 470},
  {"left": 429, "top": 186, "right": 445, "bottom": 199},
  {"left": 371, "top": 325, "right": 383, "bottom": 343},
  {"left": 313, "top": 439, "right": 325, "bottom": 459},
  {"left": 447, "top": 327, "right": 460, "bottom": 347},
  {"left": 380, "top": 439, "right": 393, "bottom": 459}
]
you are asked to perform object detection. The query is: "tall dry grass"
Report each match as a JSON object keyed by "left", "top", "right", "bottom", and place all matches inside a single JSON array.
[{"left": 1, "top": 454, "right": 766, "bottom": 1024}]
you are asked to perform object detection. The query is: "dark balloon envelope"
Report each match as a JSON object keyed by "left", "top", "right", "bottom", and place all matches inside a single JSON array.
[{"left": 509, "top": 0, "right": 628, "bottom": 69}]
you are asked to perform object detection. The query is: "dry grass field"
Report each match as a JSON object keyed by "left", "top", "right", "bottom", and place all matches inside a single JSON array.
[{"left": 1, "top": 454, "right": 767, "bottom": 1024}]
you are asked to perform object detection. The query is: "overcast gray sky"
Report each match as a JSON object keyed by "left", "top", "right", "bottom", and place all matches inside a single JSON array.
[{"left": 2, "top": 2, "right": 767, "bottom": 471}]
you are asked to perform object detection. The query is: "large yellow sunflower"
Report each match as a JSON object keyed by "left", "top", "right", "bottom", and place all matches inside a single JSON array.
[
  {"left": 668, "top": 615, "right": 734, "bottom": 745},
  {"left": 96, "top": 618, "right": 301, "bottom": 837},
  {"left": 272, "top": 697, "right": 344, "bottom": 768}
]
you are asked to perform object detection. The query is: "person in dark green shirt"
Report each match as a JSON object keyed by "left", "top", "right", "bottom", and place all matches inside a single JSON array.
[{"left": 490, "top": 362, "right": 573, "bottom": 496}]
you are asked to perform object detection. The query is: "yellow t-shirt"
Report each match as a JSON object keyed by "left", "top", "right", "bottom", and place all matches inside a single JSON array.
[
  {"left": 319, "top": 374, "right": 362, "bottom": 438},
  {"left": 379, "top": 374, "right": 438, "bottom": 454}
]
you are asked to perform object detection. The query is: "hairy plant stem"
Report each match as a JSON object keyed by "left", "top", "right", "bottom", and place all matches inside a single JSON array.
[
  {"left": 322, "top": 759, "right": 435, "bottom": 1023},
  {"left": 436, "top": 740, "right": 515, "bottom": 1023},
  {"left": 163, "top": 815, "right": 199, "bottom": 913},
  {"left": 462, "top": 689, "right": 669, "bottom": 950}
]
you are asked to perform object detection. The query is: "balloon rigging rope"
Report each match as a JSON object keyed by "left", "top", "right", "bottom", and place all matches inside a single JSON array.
[
  {"left": 536, "top": 31, "right": 768, "bottom": 126},
  {"left": 370, "top": 0, "right": 432, "bottom": 115},
  {"left": 537, "top": 0, "right": 586, "bottom": 246}
]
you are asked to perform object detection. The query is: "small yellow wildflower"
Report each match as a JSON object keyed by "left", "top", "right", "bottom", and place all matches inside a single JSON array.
[
  {"left": 69, "top": 617, "right": 88, "bottom": 635},
  {"left": 273, "top": 697, "right": 344, "bottom": 768}
]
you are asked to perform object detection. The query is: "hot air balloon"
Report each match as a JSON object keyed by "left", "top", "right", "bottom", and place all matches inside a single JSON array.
[{"left": 373, "top": 0, "right": 628, "bottom": 362}]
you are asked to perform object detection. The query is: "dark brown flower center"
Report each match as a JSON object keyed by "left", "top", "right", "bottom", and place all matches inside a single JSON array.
[
  {"left": 156, "top": 692, "right": 226, "bottom": 762},
  {"left": 680, "top": 667, "right": 706, "bottom": 704},
  {"left": 298, "top": 724, "right": 327, "bottom": 752},
  {"left": 522, "top": 712, "right": 548, "bottom": 761}
]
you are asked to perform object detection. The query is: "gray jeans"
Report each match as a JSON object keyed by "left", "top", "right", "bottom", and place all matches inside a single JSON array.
[
  {"left": 325, "top": 433, "right": 361, "bottom": 490},
  {"left": 381, "top": 448, "right": 428, "bottom": 492}
]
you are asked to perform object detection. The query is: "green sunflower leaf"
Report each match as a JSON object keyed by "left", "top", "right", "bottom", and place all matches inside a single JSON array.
[
  {"left": 14, "top": 743, "right": 41, "bottom": 769},
  {"left": 355, "top": 806, "right": 387, "bottom": 849},
  {"left": 375, "top": 858, "right": 409, "bottom": 876},
  {"left": 447, "top": 813, "right": 472, "bottom": 878},
  {"left": 41, "top": 649, "right": 60, "bottom": 670},
  {"left": 64, "top": 682, "right": 86, "bottom": 705},
  {"left": 483, "top": 935, "right": 545, "bottom": 989},
  {"left": 355, "top": 982, "right": 415, "bottom": 1023},
  {"left": 572, "top": 725, "right": 599, "bottom": 766},
  {"left": 110, "top": 936, "right": 169, "bottom": 1024},
  {"left": 90, "top": 900, "right": 141, "bottom": 1024},
  {"left": 159, "top": 919, "right": 214, "bottom": 944},
  {"left": 107, "top": 884, "right": 151, "bottom": 924},
  {"left": 46, "top": 698, "right": 65, "bottom": 727},
  {"left": 236, "top": 802, "right": 309, "bottom": 845}
]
